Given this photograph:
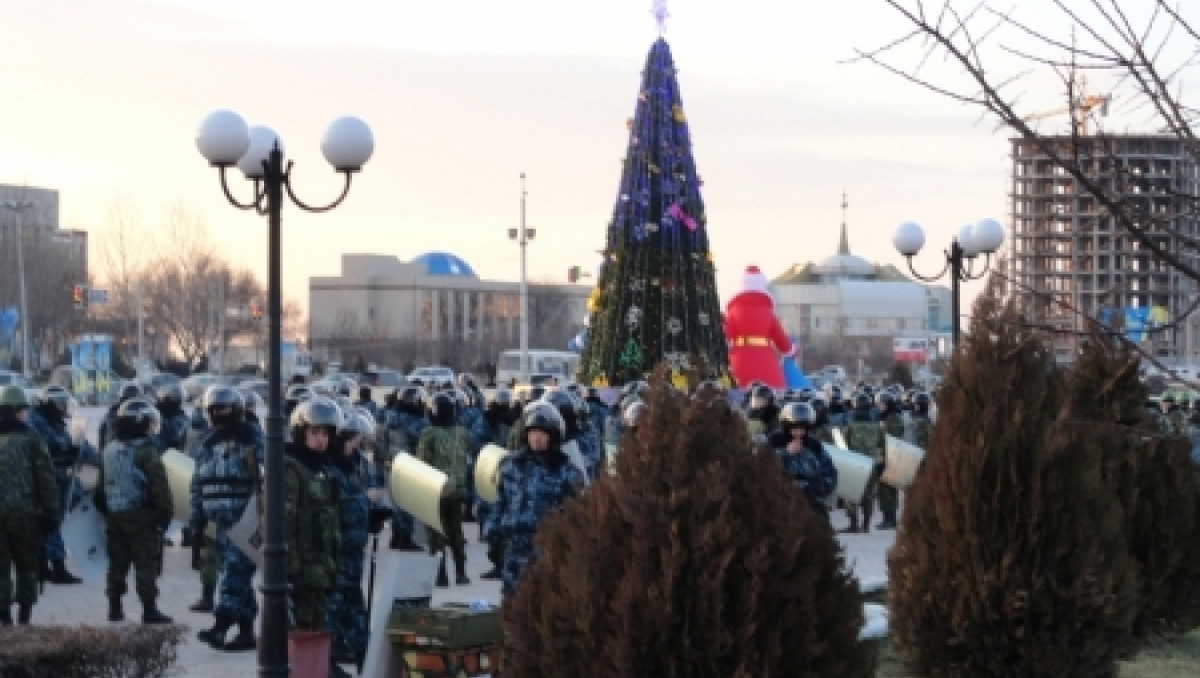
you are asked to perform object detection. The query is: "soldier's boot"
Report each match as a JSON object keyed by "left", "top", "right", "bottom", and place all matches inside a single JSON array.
[
  {"left": 860, "top": 508, "right": 872, "bottom": 534},
  {"left": 39, "top": 560, "right": 52, "bottom": 582},
  {"left": 435, "top": 554, "right": 449, "bottom": 588},
  {"left": 389, "top": 533, "right": 423, "bottom": 552},
  {"left": 142, "top": 601, "right": 173, "bottom": 625},
  {"left": 189, "top": 584, "right": 216, "bottom": 612},
  {"left": 181, "top": 526, "right": 194, "bottom": 548},
  {"left": 455, "top": 560, "right": 471, "bottom": 586},
  {"left": 198, "top": 612, "right": 233, "bottom": 649},
  {"left": 480, "top": 565, "right": 502, "bottom": 580},
  {"left": 17, "top": 604, "right": 31, "bottom": 625},
  {"left": 49, "top": 559, "right": 83, "bottom": 585},
  {"left": 876, "top": 511, "right": 897, "bottom": 531},
  {"left": 108, "top": 597, "right": 125, "bottom": 623},
  {"left": 838, "top": 514, "right": 859, "bottom": 534},
  {"left": 0, "top": 606, "right": 11, "bottom": 626},
  {"left": 222, "top": 621, "right": 257, "bottom": 652},
  {"left": 462, "top": 502, "right": 477, "bottom": 523}
]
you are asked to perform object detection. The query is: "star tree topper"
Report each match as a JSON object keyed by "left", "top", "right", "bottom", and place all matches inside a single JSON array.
[{"left": 651, "top": 0, "right": 670, "bottom": 34}]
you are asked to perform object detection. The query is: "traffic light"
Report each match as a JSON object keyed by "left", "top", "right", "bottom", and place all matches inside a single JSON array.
[
  {"left": 72, "top": 284, "right": 87, "bottom": 308},
  {"left": 567, "top": 265, "right": 581, "bottom": 283}
]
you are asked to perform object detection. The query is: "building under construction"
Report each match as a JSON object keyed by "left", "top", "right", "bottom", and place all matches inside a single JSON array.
[{"left": 1010, "top": 135, "right": 1200, "bottom": 363}]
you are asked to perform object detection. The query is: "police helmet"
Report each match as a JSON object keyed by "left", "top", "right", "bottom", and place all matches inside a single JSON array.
[
  {"left": 522, "top": 401, "right": 566, "bottom": 444},
  {"left": 452, "top": 389, "right": 471, "bottom": 411},
  {"left": 527, "top": 385, "right": 547, "bottom": 403},
  {"left": 117, "top": 381, "right": 143, "bottom": 402},
  {"left": 285, "top": 384, "right": 313, "bottom": 406},
  {"left": 457, "top": 373, "right": 476, "bottom": 390},
  {"left": 428, "top": 391, "right": 456, "bottom": 421},
  {"left": 749, "top": 384, "right": 775, "bottom": 410},
  {"left": 780, "top": 389, "right": 797, "bottom": 403},
  {"left": 811, "top": 396, "right": 828, "bottom": 416},
  {"left": 798, "top": 388, "right": 815, "bottom": 402},
  {"left": 157, "top": 383, "right": 184, "bottom": 406},
  {"left": 289, "top": 396, "right": 342, "bottom": 442},
  {"left": 238, "top": 387, "right": 264, "bottom": 411},
  {"left": 914, "top": 392, "right": 932, "bottom": 416},
  {"left": 779, "top": 402, "right": 817, "bottom": 429},
  {"left": 117, "top": 397, "right": 162, "bottom": 435},
  {"left": 622, "top": 401, "right": 647, "bottom": 429},
  {"left": 0, "top": 384, "right": 29, "bottom": 410},
  {"left": 540, "top": 388, "right": 578, "bottom": 429},
  {"left": 854, "top": 393, "right": 873, "bottom": 412},
  {"left": 877, "top": 391, "right": 896, "bottom": 410},
  {"left": 340, "top": 411, "right": 376, "bottom": 439},
  {"left": 41, "top": 385, "right": 73, "bottom": 414},
  {"left": 203, "top": 385, "right": 245, "bottom": 426},
  {"left": 398, "top": 386, "right": 423, "bottom": 408}
]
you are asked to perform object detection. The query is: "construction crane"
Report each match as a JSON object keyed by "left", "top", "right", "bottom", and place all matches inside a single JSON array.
[{"left": 1024, "top": 73, "right": 1112, "bottom": 136}]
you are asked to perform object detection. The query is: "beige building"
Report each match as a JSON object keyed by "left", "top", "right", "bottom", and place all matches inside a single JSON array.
[
  {"left": 769, "top": 218, "right": 951, "bottom": 374},
  {"left": 309, "top": 252, "right": 590, "bottom": 372}
]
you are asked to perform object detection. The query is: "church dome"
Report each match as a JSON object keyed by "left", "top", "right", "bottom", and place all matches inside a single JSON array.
[
  {"left": 411, "top": 252, "right": 478, "bottom": 278},
  {"left": 815, "top": 252, "right": 874, "bottom": 277}
]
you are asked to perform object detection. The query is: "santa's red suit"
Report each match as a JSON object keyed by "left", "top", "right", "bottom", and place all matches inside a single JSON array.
[{"left": 724, "top": 266, "right": 794, "bottom": 389}]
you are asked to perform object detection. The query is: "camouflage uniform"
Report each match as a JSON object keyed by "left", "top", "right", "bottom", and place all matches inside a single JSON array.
[
  {"left": 191, "top": 422, "right": 264, "bottom": 628},
  {"left": 415, "top": 425, "right": 472, "bottom": 570},
  {"left": 908, "top": 413, "right": 932, "bottom": 449},
  {"left": 457, "top": 404, "right": 485, "bottom": 516},
  {"left": 28, "top": 403, "right": 81, "bottom": 570},
  {"left": 0, "top": 416, "right": 59, "bottom": 619},
  {"left": 95, "top": 436, "right": 173, "bottom": 607},
  {"left": 155, "top": 402, "right": 190, "bottom": 454},
  {"left": 844, "top": 418, "right": 884, "bottom": 531},
  {"left": 483, "top": 447, "right": 584, "bottom": 598},
  {"left": 327, "top": 448, "right": 383, "bottom": 663},
  {"left": 284, "top": 445, "right": 341, "bottom": 631},
  {"left": 876, "top": 410, "right": 906, "bottom": 524},
  {"left": 774, "top": 434, "right": 837, "bottom": 524},
  {"left": 1168, "top": 408, "right": 1190, "bottom": 438}
]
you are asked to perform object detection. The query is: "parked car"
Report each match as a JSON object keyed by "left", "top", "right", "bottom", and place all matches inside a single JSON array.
[{"left": 407, "top": 366, "right": 455, "bottom": 388}]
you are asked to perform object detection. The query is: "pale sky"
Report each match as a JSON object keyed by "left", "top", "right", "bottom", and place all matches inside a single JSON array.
[{"left": 1, "top": 0, "right": 1172, "bottom": 325}]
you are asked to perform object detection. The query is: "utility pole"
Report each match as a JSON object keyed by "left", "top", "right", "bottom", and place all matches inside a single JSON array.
[
  {"left": 136, "top": 280, "right": 145, "bottom": 372},
  {"left": 2, "top": 200, "right": 34, "bottom": 379},
  {"left": 519, "top": 173, "right": 529, "bottom": 383}
]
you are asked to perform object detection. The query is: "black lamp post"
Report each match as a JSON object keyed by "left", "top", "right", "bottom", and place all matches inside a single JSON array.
[
  {"left": 892, "top": 219, "right": 1006, "bottom": 350},
  {"left": 196, "top": 110, "right": 374, "bottom": 678}
]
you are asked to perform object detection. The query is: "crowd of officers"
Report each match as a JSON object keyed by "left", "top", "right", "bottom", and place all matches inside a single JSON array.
[{"left": 2, "top": 370, "right": 937, "bottom": 673}]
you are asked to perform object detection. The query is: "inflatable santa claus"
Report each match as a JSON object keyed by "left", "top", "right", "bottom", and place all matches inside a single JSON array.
[{"left": 723, "top": 265, "right": 794, "bottom": 389}]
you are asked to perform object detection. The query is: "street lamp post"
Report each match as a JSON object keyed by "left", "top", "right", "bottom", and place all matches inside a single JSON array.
[
  {"left": 507, "top": 173, "right": 534, "bottom": 383},
  {"left": 2, "top": 200, "right": 34, "bottom": 379},
  {"left": 892, "top": 218, "right": 1006, "bottom": 350},
  {"left": 196, "top": 109, "right": 373, "bottom": 678}
]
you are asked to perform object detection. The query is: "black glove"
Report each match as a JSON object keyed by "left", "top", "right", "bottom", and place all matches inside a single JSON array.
[{"left": 368, "top": 507, "right": 394, "bottom": 535}]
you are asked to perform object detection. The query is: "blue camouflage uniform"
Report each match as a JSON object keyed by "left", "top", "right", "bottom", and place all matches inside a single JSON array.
[
  {"left": 327, "top": 448, "right": 384, "bottom": 663},
  {"left": 483, "top": 446, "right": 584, "bottom": 597},
  {"left": 29, "top": 403, "right": 97, "bottom": 563},
  {"left": 474, "top": 412, "right": 511, "bottom": 536},
  {"left": 576, "top": 423, "right": 602, "bottom": 480},
  {"left": 387, "top": 411, "right": 427, "bottom": 538},
  {"left": 458, "top": 405, "right": 485, "bottom": 512},
  {"left": 190, "top": 422, "right": 264, "bottom": 627},
  {"left": 773, "top": 432, "right": 837, "bottom": 524},
  {"left": 585, "top": 399, "right": 608, "bottom": 441}
]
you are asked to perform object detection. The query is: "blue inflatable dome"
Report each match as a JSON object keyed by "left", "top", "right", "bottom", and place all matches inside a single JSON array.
[{"left": 411, "top": 252, "right": 478, "bottom": 278}]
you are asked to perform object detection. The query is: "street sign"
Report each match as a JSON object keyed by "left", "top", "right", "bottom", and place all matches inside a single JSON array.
[{"left": 87, "top": 288, "right": 108, "bottom": 305}]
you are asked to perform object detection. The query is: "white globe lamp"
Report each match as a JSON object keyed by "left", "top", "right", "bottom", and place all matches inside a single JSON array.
[
  {"left": 238, "top": 126, "right": 284, "bottom": 179},
  {"left": 322, "top": 116, "right": 375, "bottom": 172},
  {"left": 893, "top": 221, "right": 925, "bottom": 256},
  {"left": 956, "top": 223, "right": 981, "bottom": 257},
  {"left": 972, "top": 218, "right": 1006, "bottom": 254},
  {"left": 196, "top": 110, "right": 250, "bottom": 167}
]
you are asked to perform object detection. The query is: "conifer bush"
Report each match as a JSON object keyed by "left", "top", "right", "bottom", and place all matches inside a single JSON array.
[
  {"left": 501, "top": 369, "right": 867, "bottom": 678},
  {"left": 1066, "top": 338, "right": 1200, "bottom": 639},
  {"left": 887, "top": 291, "right": 1140, "bottom": 678}
]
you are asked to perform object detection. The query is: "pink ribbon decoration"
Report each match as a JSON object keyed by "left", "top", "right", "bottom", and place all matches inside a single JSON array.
[{"left": 668, "top": 202, "right": 698, "bottom": 231}]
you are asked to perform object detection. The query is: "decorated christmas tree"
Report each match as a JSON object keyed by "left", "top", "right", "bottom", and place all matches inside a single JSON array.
[{"left": 578, "top": 37, "right": 729, "bottom": 387}]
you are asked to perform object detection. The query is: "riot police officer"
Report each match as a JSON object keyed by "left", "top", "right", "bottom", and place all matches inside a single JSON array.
[
  {"left": 193, "top": 386, "right": 264, "bottom": 652},
  {"left": 155, "top": 383, "right": 190, "bottom": 453},
  {"left": 771, "top": 402, "right": 837, "bottom": 524},
  {"left": 28, "top": 385, "right": 86, "bottom": 585}
]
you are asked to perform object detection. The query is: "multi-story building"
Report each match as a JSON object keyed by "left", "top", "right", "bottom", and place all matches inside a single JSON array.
[
  {"left": 1009, "top": 135, "right": 1200, "bottom": 362},
  {"left": 309, "top": 252, "right": 590, "bottom": 373},
  {"left": 0, "top": 184, "right": 89, "bottom": 370}
]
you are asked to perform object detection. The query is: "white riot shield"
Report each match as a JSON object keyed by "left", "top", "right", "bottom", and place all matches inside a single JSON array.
[
  {"left": 474, "top": 444, "right": 509, "bottom": 503},
  {"left": 68, "top": 417, "right": 89, "bottom": 447},
  {"left": 61, "top": 493, "right": 108, "bottom": 581},
  {"left": 832, "top": 427, "right": 847, "bottom": 449},
  {"left": 562, "top": 439, "right": 591, "bottom": 486},
  {"left": 227, "top": 498, "right": 264, "bottom": 568},
  {"left": 388, "top": 453, "right": 448, "bottom": 536},
  {"left": 162, "top": 448, "right": 216, "bottom": 537},
  {"left": 882, "top": 435, "right": 925, "bottom": 489},
  {"left": 826, "top": 444, "right": 875, "bottom": 505},
  {"left": 605, "top": 443, "right": 618, "bottom": 476}
]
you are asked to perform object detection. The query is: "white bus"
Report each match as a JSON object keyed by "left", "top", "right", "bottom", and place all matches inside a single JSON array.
[{"left": 496, "top": 349, "right": 580, "bottom": 388}]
